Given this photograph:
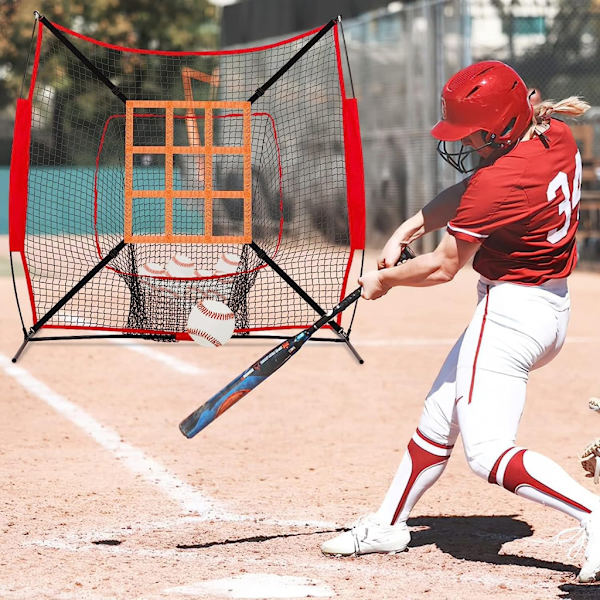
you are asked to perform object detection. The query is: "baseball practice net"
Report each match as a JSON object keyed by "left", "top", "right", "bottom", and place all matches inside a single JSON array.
[{"left": 9, "top": 15, "right": 365, "bottom": 359}]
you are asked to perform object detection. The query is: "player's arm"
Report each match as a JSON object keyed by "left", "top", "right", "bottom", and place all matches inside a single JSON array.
[
  {"left": 360, "top": 232, "right": 480, "bottom": 299},
  {"left": 378, "top": 178, "right": 470, "bottom": 268}
]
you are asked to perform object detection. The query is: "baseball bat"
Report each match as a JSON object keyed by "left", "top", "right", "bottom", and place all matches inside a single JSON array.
[{"left": 179, "top": 246, "right": 415, "bottom": 438}]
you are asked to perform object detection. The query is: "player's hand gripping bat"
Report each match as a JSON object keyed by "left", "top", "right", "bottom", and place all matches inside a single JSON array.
[{"left": 179, "top": 246, "right": 415, "bottom": 438}]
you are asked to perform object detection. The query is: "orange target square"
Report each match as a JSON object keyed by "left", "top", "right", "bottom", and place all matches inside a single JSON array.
[{"left": 124, "top": 100, "right": 252, "bottom": 244}]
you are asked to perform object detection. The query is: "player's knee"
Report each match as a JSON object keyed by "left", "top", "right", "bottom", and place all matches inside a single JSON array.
[
  {"left": 419, "top": 400, "right": 458, "bottom": 448},
  {"left": 465, "top": 453, "right": 492, "bottom": 480},
  {"left": 415, "top": 422, "right": 458, "bottom": 453},
  {"left": 465, "top": 442, "right": 512, "bottom": 481}
]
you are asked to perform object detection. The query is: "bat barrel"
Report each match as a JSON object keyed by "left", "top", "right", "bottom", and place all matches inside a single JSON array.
[{"left": 178, "top": 246, "right": 415, "bottom": 438}]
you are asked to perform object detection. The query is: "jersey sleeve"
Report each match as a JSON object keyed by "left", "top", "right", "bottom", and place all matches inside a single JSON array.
[{"left": 447, "top": 162, "right": 528, "bottom": 243}]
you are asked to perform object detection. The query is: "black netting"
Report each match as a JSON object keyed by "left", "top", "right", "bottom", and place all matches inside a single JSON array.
[{"left": 22, "top": 20, "right": 355, "bottom": 336}]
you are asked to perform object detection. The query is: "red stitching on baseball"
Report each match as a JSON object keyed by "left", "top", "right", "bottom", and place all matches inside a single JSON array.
[
  {"left": 196, "top": 300, "right": 235, "bottom": 321},
  {"left": 220, "top": 253, "right": 240, "bottom": 267},
  {"left": 142, "top": 280, "right": 181, "bottom": 300},
  {"left": 142, "top": 263, "right": 167, "bottom": 276},
  {"left": 156, "top": 284, "right": 181, "bottom": 300},
  {"left": 186, "top": 328, "right": 222, "bottom": 347},
  {"left": 172, "top": 255, "right": 195, "bottom": 268}
]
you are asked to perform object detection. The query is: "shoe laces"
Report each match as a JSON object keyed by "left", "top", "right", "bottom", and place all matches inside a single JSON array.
[
  {"left": 550, "top": 526, "right": 587, "bottom": 561},
  {"left": 351, "top": 514, "right": 378, "bottom": 535}
]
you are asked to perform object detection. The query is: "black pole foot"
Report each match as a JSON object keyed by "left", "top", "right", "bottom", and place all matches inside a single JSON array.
[
  {"left": 12, "top": 334, "right": 32, "bottom": 363},
  {"left": 334, "top": 327, "right": 364, "bottom": 364}
]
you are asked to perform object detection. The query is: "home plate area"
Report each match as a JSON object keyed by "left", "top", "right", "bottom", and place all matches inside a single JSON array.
[{"left": 22, "top": 516, "right": 339, "bottom": 599}]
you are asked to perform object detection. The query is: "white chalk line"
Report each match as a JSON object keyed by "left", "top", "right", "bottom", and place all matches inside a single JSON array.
[
  {"left": 56, "top": 312, "right": 205, "bottom": 375},
  {"left": 353, "top": 337, "right": 456, "bottom": 347},
  {"left": 0, "top": 353, "right": 335, "bottom": 531},
  {"left": 165, "top": 574, "right": 334, "bottom": 599},
  {"left": 109, "top": 338, "right": 205, "bottom": 375},
  {"left": 3, "top": 354, "right": 568, "bottom": 598},
  {"left": 4, "top": 357, "right": 339, "bottom": 600},
  {"left": 0, "top": 353, "right": 221, "bottom": 518},
  {"left": 18, "top": 513, "right": 565, "bottom": 599},
  {"left": 20, "top": 513, "right": 337, "bottom": 557}
]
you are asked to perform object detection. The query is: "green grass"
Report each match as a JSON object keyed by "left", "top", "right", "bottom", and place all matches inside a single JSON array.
[{"left": 0, "top": 253, "right": 23, "bottom": 278}]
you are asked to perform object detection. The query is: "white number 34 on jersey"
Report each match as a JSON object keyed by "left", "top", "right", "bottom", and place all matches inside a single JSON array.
[{"left": 546, "top": 150, "right": 582, "bottom": 244}]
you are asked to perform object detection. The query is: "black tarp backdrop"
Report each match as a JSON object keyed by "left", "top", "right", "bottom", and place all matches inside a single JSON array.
[{"left": 221, "top": 0, "right": 397, "bottom": 46}]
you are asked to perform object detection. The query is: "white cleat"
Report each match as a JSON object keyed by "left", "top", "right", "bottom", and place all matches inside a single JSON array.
[
  {"left": 579, "top": 509, "right": 600, "bottom": 582},
  {"left": 320, "top": 513, "right": 410, "bottom": 557}
]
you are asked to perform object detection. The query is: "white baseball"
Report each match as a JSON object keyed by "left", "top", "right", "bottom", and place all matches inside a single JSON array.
[
  {"left": 166, "top": 253, "right": 196, "bottom": 278},
  {"left": 139, "top": 261, "right": 168, "bottom": 278},
  {"left": 194, "top": 268, "right": 214, "bottom": 278},
  {"left": 186, "top": 298, "right": 235, "bottom": 347},
  {"left": 138, "top": 262, "right": 179, "bottom": 298},
  {"left": 214, "top": 251, "right": 241, "bottom": 275}
]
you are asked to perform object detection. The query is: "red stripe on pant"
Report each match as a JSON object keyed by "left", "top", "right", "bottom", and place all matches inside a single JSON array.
[
  {"left": 415, "top": 428, "right": 454, "bottom": 451},
  {"left": 391, "top": 438, "right": 449, "bottom": 525},
  {"left": 490, "top": 448, "right": 591, "bottom": 514},
  {"left": 487, "top": 447, "right": 513, "bottom": 484},
  {"left": 469, "top": 285, "right": 490, "bottom": 404}
]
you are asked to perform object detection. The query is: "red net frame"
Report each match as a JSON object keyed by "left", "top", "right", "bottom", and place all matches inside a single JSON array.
[{"left": 9, "top": 17, "right": 366, "bottom": 345}]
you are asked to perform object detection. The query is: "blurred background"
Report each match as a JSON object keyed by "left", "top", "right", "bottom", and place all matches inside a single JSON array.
[{"left": 2, "top": 0, "right": 599, "bottom": 262}]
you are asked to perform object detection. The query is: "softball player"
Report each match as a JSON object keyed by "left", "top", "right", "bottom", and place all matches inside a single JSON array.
[{"left": 321, "top": 60, "right": 600, "bottom": 583}]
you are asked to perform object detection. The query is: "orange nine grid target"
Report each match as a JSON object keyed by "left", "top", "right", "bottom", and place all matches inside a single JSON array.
[{"left": 124, "top": 100, "right": 252, "bottom": 244}]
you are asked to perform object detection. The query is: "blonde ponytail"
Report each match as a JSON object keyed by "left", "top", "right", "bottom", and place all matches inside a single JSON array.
[
  {"left": 533, "top": 96, "right": 590, "bottom": 123},
  {"left": 526, "top": 96, "right": 590, "bottom": 140}
]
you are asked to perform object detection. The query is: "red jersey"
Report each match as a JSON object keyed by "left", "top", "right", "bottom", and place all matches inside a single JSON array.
[{"left": 447, "top": 118, "right": 582, "bottom": 284}]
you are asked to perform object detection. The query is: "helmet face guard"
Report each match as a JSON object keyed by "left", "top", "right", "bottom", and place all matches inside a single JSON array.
[
  {"left": 436, "top": 138, "right": 494, "bottom": 174},
  {"left": 431, "top": 61, "right": 533, "bottom": 172}
]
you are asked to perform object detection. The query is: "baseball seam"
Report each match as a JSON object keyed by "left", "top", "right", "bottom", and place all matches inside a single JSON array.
[
  {"left": 156, "top": 284, "right": 181, "bottom": 299},
  {"left": 221, "top": 253, "right": 240, "bottom": 267},
  {"left": 172, "top": 255, "right": 195, "bottom": 268},
  {"left": 186, "top": 328, "right": 222, "bottom": 347},
  {"left": 141, "top": 264, "right": 168, "bottom": 276},
  {"left": 196, "top": 301, "right": 235, "bottom": 321}
]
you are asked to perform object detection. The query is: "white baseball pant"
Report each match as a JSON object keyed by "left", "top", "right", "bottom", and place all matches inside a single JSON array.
[{"left": 376, "top": 276, "right": 599, "bottom": 525}]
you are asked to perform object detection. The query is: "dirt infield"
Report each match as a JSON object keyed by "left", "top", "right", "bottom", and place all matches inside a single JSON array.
[{"left": 2, "top": 235, "right": 600, "bottom": 599}]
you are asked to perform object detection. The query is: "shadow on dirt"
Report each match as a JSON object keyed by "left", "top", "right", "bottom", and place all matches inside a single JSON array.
[
  {"left": 557, "top": 583, "right": 600, "bottom": 599},
  {"left": 176, "top": 528, "right": 343, "bottom": 550},
  {"left": 177, "top": 515, "right": 600, "bottom": 596},
  {"left": 410, "top": 515, "right": 600, "bottom": 596},
  {"left": 408, "top": 515, "right": 578, "bottom": 574}
]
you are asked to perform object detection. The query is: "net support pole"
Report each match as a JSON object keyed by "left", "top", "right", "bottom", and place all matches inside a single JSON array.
[
  {"left": 9, "top": 13, "right": 135, "bottom": 362},
  {"left": 246, "top": 17, "right": 364, "bottom": 363},
  {"left": 248, "top": 18, "right": 338, "bottom": 103},
  {"left": 11, "top": 15, "right": 140, "bottom": 362},
  {"left": 11, "top": 241, "right": 127, "bottom": 362},
  {"left": 249, "top": 243, "right": 364, "bottom": 364},
  {"left": 35, "top": 12, "right": 127, "bottom": 102}
]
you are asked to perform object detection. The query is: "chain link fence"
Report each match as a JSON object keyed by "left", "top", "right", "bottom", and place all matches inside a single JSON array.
[
  {"left": 470, "top": 0, "right": 600, "bottom": 263},
  {"left": 344, "top": 0, "right": 600, "bottom": 261},
  {"left": 343, "top": 0, "right": 465, "bottom": 251}
]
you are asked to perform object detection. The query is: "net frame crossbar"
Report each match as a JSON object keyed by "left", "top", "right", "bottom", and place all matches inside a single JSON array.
[{"left": 10, "top": 14, "right": 364, "bottom": 365}]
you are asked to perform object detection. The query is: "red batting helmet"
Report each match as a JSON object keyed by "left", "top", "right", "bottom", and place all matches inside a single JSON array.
[{"left": 431, "top": 60, "right": 533, "bottom": 146}]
